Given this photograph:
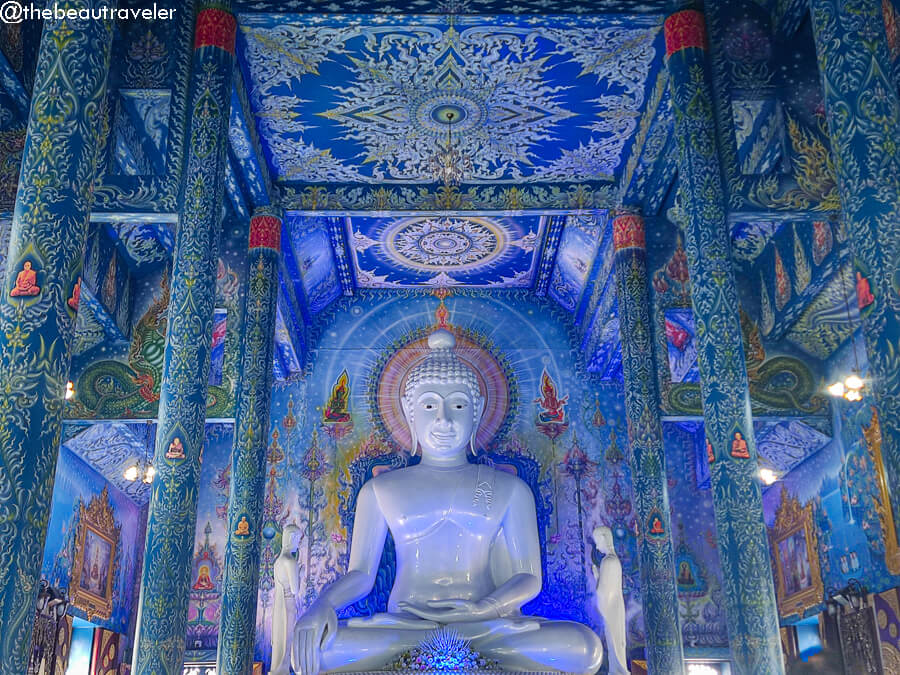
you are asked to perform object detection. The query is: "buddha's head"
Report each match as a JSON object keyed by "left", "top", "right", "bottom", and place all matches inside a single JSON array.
[{"left": 401, "top": 329, "right": 485, "bottom": 459}]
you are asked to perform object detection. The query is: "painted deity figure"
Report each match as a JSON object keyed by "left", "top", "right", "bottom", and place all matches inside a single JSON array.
[
  {"left": 193, "top": 564, "right": 215, "bottom": 591},
  {"left": 272, "top": 525, "right": 301, "bottom": 675},
  {"left": 534, "top": 370, "right": 568, "bottom": 424},
  {"left": 591, "top": 527, "right": 628, "bottom": 675},
  {"left": 323, "top": 371, "right": 351, "bottom": 423},
  {"left": 10, "top": 260, "right": 40, "bottom": 297},
  {"left": 291, "top": 330, "right": 603, "bottom": 675}
]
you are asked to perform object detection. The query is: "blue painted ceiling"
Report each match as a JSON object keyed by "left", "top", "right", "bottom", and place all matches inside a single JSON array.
[
  {"left": 233, "top": 1, "right": 669, "bottom": 16},
  {"left": 236, "top": 14, "right": 664, "bottom": 188},
  {"left": 345, "top": 214, "right": 546, "bottom": 288}
]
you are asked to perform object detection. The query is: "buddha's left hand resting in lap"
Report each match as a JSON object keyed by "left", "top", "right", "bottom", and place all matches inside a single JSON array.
[{"left": 292, "top": 330, "right": 604, "bottom": 675}]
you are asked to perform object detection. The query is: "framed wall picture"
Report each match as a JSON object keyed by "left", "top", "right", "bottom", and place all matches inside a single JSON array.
[
  {"left": 771, "top": 485, "right": 823, "bottom": 618},
  {"left": 71, "top": 487, "right": 120, "bottom": 621},
  {"left": 863, "top": 408, "right": 900, "bottom": 575}
]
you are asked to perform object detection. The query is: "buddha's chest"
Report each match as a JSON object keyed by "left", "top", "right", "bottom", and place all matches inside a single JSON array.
[{"left": 375, "top": 470, "right": 506, "bottom": 542}]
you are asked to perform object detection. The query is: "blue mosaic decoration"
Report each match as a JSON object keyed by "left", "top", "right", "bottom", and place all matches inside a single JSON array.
[
  {"left": 612, "top": 214, "right": 684, "bottom": 674},
  {"left": 134, "top": 5, "right": 237, "bottom": 673},
  {"left": 346, "top": 215, "right": 544, "bottom": 288},
  {"left": 0, "top": 5, "right": 115, "bottom": 672},
  {"left": 218, "top": 209, "right": 282, "bottom": 674},
  {"left": 665, "top": 10, "right": 784, "bottom": 674},
  {"left": 809, "top": 0, "right": 900, "bottom": 550}
]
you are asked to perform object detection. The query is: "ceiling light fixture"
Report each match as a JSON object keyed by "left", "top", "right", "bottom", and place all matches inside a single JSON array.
[
  {"left": 124, "top": 421, "right": 155, "bottom": 484},
  {"left": 759, "top": 468, "right": 779, "bottom": 486},
  {"left": 827, "top": 261, "right": 866, "bottom": 402},
  {"left": 428, "top": 110, "right": 472, "bottom": 187}
]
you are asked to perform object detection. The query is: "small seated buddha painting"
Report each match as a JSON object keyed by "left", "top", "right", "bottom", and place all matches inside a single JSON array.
[
  {"left": 165, "top": 437, "right": 185, "bottom": 460},
  {"left": 10, "top": 261, "right": 40, "bottom": 297}
]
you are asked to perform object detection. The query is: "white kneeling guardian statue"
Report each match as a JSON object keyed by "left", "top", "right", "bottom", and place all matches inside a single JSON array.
[{"left": 290, "top": 329, "right": 604, "bottom": 674}]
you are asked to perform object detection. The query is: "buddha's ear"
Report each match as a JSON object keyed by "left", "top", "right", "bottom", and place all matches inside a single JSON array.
[
  {"left": 470, "top": 397, "right": 485, "bottom": 455},
  {"left": 474, "top": 395, "right": 485, "bottom": 424},
  {"left": 403, "top": 401, "right": 419, "bottom": 456}
]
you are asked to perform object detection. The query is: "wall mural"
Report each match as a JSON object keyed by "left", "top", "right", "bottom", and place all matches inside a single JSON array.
[
  {"left": 66, "top": 209, "right": 250, "bottom": 419},
  {"left": 549, "top": 216, "right": 603, "bottom": 312},
  {"left": 62, "top": 421, "right": 157, "bottom": 505},
  {"left": 288, "top": 219, "right": 343, "bottom": 313},
  {"left": 185, "top": 423, "right": 236, "bottom": 653},
  {"left": 41, "top": 446, "right": 144, "bottom": 635},
  {"left": 92, "top": 2, "right": 194, "bottom": 214},
  {"left": 82, "top": 224, "right": 134, "bottom": 341},
  {"left": 184, "top": 291, "right": 651, "bottom": 668},
  {"left": 662, "top": 422, "right": 729, "bottom": 649},
  {"left": 647, "top": 217, "right": 828, "bottom": 418},
  {"left": 565, "top": 216, "right": 621, "bottom": 380},
  {"left": 760, "top": 333, "right": 900, "bottom": 621}
]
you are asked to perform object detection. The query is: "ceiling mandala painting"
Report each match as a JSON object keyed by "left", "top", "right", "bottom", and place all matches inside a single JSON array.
[
  {"left": 237, "top": 14, "right": 663, "bottom": 187},
  {"left": 346, "top": 214, "right": 545, "bottom": 288}
]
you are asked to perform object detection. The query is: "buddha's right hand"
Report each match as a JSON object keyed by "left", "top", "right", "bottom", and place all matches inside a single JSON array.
[{"left": 292, "top": 601, "right": 338, "bottom": 675}]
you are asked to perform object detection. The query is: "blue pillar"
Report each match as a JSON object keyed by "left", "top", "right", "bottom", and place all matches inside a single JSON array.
[
  {"left": 217, "top": 208, "right": 283, "bottom": 674},
  {"left": 665, "top": 10, "right": 784, "bottom": 674},
  {"left": 133, "top": 4, "right": 236, "bottom": 672},
  {"left": 809, "top": 0, "right": 900, "bottom": 556},
  {"left": 0, "top": 4, "right": 115, "bottom": 672},
  {"left": 612, "top": 212, "right": 684, "bottom": 674}
]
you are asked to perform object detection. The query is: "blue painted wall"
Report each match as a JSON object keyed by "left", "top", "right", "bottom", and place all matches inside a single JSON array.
[{"left": 41, "top": 445, "right": 144, "bottom": 635}]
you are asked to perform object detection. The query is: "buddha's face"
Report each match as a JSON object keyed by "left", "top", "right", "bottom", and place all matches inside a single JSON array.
[{"left": 409, "top": 382, "right": 477, "bottom": 460}]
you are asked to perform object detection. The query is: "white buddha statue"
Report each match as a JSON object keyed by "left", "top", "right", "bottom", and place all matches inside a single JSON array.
[{"left": 291, "top": 329, "right": 604, "bottom": 674}]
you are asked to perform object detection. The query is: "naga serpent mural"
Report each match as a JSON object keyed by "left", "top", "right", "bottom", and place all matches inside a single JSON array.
[{"left": 70, "top": 273, "right": 232, "bottom": 419}]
